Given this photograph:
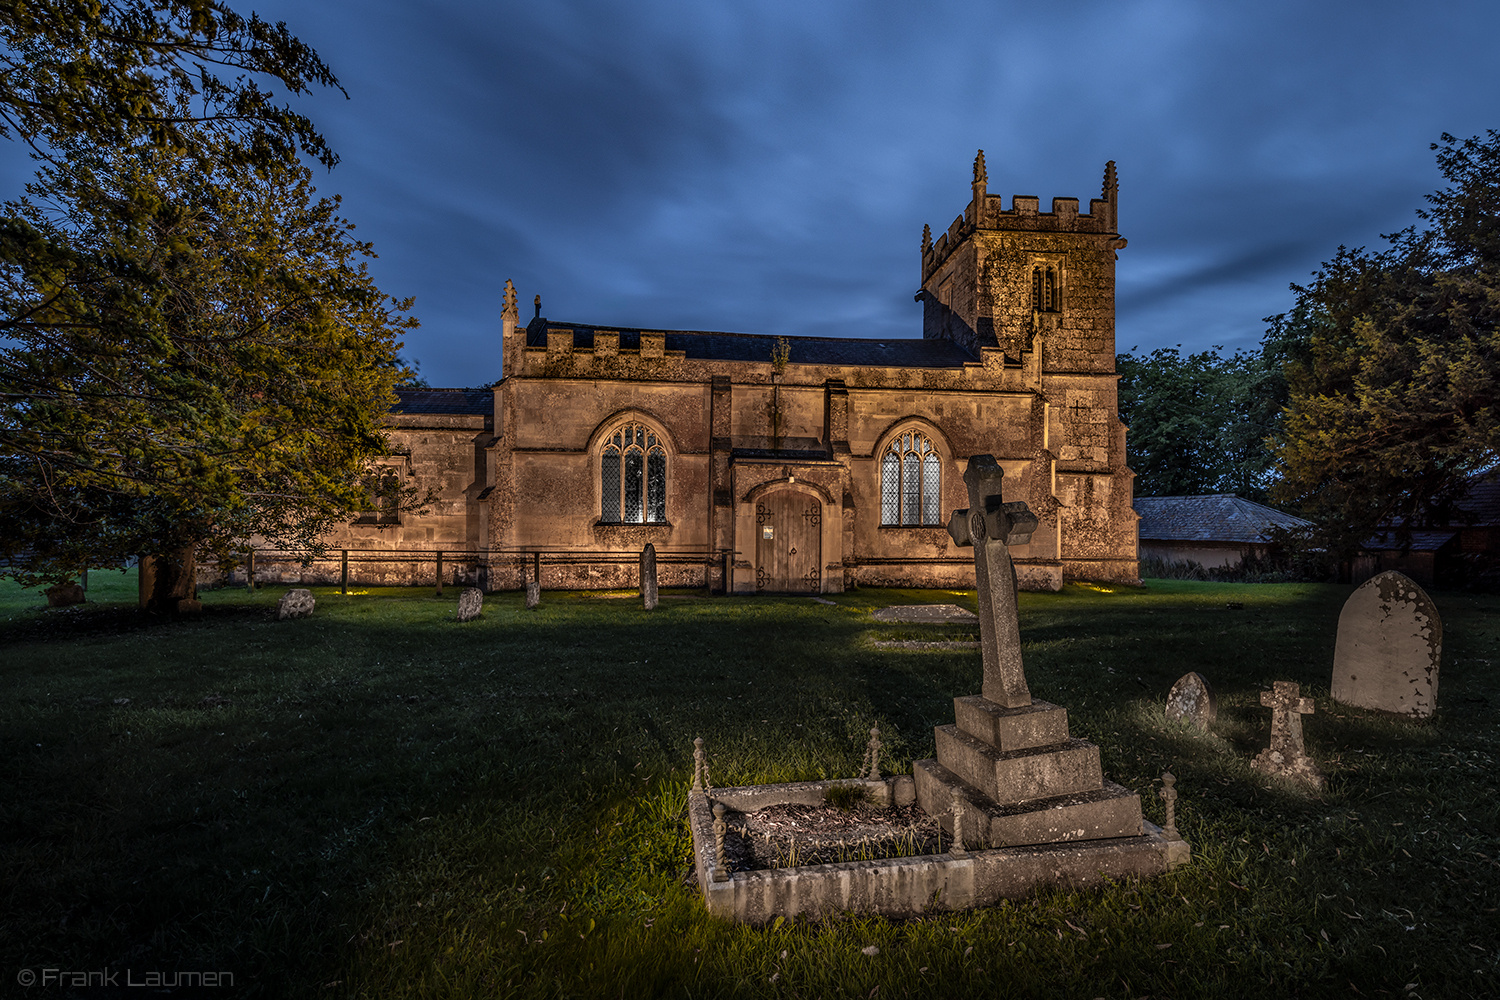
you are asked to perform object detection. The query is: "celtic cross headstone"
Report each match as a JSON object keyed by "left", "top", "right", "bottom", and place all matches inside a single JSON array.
[{"left": 946, "top": 454, "right": 1038, "bottom": 709}]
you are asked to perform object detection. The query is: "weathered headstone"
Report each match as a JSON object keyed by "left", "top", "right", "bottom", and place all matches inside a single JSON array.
[
  {"left": 640, "top": 543, "right": 658, "bottom": 611},
  {"left": 1165, "top": 672, "right": 1217, "bottom": 731},
  {"left": 276, "top": 588, "right": 316, "bottom": 620},
  {"left": 177, "top": 598, "right": 203, "bottom": 617},
  {"left": 525, "top": 581, "right": 540, "bottom": 609},
  {"left": 1331, "top": 570, "right": 1441, "bottom": 718},
  {"left": 44, "top": 582, "right": 85, "bottom": 607},
  {"left": 1250, "top": 681, "right": 1325, "bottom": 790},
  {"left": 456, "top": 587, "right": 483, "bottom": 622}
]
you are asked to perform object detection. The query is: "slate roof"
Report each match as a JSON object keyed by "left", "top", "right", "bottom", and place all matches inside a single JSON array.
[
  {"left": 392, "top": 387, "right": 493, "bottom": 415},
  {"left": 1134, "top": 495, "right": 1312, "bottom": 544},
  {"left": 1361, "top": 529, "right": 1459, "bottom": 553},
  {"left": 528, "top": 322, "right": 979, "bottom": 369},
  {"left": 1454, "top": 471, "right": 1500, "bottom": 526}
]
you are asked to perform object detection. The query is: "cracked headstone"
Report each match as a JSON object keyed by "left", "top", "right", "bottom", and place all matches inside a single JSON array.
[
  {"left": 640, "top": 543, "right": 658, "bottom": 611},
  {"left": 1332, "top": 570, "right": 1441, "bottom": 718},
  {"left": 1165, "top": 672, "right": 1216, "bottom": 731},
  {"left": 276, "top": 588, "right": 315, "bottom": 620},
  {"left": 456, "top": 587, "right": 483, "bottom": 622},
  {"left": 1251, "top": 681, "right": 1325, "bottom": 790}
]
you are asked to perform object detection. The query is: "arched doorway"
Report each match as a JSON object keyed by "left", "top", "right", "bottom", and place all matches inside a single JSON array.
[{"left": 755, "top": 490, "right": 822, "bottom": 593}]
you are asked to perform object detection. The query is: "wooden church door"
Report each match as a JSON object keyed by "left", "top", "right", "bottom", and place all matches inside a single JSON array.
[{"left": 755, "top": 492, "right": 822, "bottom": 593}]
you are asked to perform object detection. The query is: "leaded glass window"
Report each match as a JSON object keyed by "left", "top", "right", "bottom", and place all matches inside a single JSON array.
[
  {"left": 880, "top": 431, "right": 942, "bottom": 525},
  {"left": 601, "top": 422, "right": 667, "bottom": 523}
]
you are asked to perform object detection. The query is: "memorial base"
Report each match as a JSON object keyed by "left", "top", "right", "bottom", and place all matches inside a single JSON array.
[{"left": 689, "top": 783, "right": 1187, "bottom": 924}]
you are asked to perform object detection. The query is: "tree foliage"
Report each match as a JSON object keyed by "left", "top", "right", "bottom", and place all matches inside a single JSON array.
[
  {"left": 1116, "top": 338, "right": 1287, "bottom": 500},
  {"left": 0, "top": 0, "right": 340, "bottom": 167},
  {"left": 1269, "top": 132, "right": 1500, "bottom": 557},
  {"left": 0, "top": 3, "right": 418, "bottom": 593}
]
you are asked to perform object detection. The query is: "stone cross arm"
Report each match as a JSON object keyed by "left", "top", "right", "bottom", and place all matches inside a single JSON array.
[
  {"left": 1262, "top": 681, "right": 1314, "bottom": 715},
  {"left": 946, "top": 455, "right": 1038, "bottom": 549}
]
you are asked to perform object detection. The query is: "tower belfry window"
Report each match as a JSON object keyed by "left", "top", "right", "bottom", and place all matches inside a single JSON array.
[
  {"left": 880, "top": 431, "right": 942, "bottom": 526},
  {"left": 1032, "top": 266, "right": 1060, "bottom": 313},
  {"left": 601, "top": 423, "right": 666, "bottom": 523}
]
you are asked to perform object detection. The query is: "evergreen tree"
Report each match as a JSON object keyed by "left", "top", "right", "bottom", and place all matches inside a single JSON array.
[
  {"left": 0, "top": 3, "right": 419, "bottom": 606},
  {"left": 1269, "top": 132, "right": 1500, "bottom": 558}
]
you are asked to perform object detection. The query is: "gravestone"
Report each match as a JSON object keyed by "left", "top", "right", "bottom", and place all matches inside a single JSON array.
[
  {"left": 640, "top": 543, "right": 658, "bottom": 611},
  {"left": 1331, "top": 570, "right": 1441, "bottom": 718},
  {"left": 871, "top": 604, "right": 978, "bottom": 624},
  {"left": 277, "top": 588, "right": 316, "bottom": 620},
  {"left": 1250, "top": 681, "right": 1325, "bottom": 790},
  {"left": 525, "top": 581, "right": 540, "bottom": 609},
  {"left": 1165, "top": 672, "right": 1216, "bottom": 731},
  {"left": 45, "top": 582, "right": 85, "bottom": 607},
  {"left": 456, "top": 587, "right": 483, "bottom": 622},
  {"left": 913, "top": 455, "right": 1180, "bottom": 862}
]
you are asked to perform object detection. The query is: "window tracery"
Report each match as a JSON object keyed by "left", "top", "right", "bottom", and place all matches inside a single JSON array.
[
  {"left": 601, "top": 422, "right": 667, "bottom": 523},
  {"left": 880, "top": 431, "right": 942, "bottom": 526}
]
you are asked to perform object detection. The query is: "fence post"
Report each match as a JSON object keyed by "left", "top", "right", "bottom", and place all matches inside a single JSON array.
[
  {"left": 246, "top": 550, "right": 255, "bottom": 590},
  {"left": 533, "top": 550, "right": 540, "bottom": 585},
  {"left": 81, "top": 566, "right": 88, "bottom": 592},
  {"left": 436, "top": 550, "right": 444, "bottom": 596},
  {"left": 341, "top": 550, "right": 348, "bottom": 594}
]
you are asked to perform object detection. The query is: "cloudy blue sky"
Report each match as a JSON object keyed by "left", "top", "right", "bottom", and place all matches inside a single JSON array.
[{"left": 56, "top": 1, "right": 1500, "bottom": 385}]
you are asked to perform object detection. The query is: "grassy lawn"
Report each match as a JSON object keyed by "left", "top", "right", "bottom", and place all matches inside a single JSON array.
[{"left": 1, "top": 573, "right": 1497, "bottom": 998}]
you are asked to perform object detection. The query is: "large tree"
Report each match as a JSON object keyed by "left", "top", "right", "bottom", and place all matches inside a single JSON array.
[
  {"left": 1269, "top": 131, "right": 1500, "bottom": 558},
  {"left": 1116, "top": 340, "right": 1286, "bottom": 500},
  {"left": 0, "top": 3, "right": 417, "bottom": 607}
]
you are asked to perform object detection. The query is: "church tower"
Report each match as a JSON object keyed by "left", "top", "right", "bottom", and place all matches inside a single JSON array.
[{"left": 919, "top": 153, "right": 1125, "bottom": 371}]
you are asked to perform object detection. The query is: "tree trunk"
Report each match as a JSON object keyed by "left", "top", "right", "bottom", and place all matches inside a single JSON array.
[{"left": 138, "top": 545, "right": 198, "bottom": 613}]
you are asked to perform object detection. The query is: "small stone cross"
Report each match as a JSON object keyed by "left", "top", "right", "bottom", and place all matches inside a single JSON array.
[
  {"left": 1251, "top": 681, "right": 1326, "bottom": 790},
  {"left": 946, "top": 455, "right": 1038, "bottom": 708}
]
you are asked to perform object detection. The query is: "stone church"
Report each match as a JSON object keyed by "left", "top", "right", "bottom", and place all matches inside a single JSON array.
[{"left": 296, "top": 153, "right": 1139, "bottom": 593}]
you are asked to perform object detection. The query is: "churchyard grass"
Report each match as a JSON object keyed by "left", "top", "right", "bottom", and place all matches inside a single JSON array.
[{"left": 1, "top": 574, "right": 1496, "bottom": 998}]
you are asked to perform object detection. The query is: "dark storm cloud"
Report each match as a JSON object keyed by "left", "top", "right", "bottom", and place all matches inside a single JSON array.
[{"left": 7, "top": 0, "right": 1496, "bottom": 383}]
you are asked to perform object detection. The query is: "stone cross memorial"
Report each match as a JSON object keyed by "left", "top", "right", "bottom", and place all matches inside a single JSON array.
[
  {"left": 1332, "top": 570, "right": 1441, "bottom": 718},
  {"left": 913, "top": 454, "right": 1186, "bottom": 873},
  {"left": 944, "top": 454, "right": 1039, "bottom": 708},
  {"left": 1251, "top": 680, "right": 1326, "bottom": 790}
]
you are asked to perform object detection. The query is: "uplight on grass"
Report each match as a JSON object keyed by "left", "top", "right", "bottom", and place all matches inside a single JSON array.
[{"left": 0, "top": 576, "right": 1496, "bottom": 998}]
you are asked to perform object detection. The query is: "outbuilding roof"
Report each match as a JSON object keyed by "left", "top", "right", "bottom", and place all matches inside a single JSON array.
[
  {"left": 528, "top": 322, "right": 980, "bottom": 369},
  {"left": 1134, "top": 494, "right": 1311, "bottom": 544}
]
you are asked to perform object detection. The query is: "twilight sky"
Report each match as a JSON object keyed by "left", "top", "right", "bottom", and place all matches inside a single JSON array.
[{"left": 20, "top": 0, "right": 1500, "bottom": 387}]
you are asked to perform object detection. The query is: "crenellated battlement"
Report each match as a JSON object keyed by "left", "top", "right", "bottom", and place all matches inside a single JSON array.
[{"left": 921, "top": 154, "right": 1119, "bottom": 283}]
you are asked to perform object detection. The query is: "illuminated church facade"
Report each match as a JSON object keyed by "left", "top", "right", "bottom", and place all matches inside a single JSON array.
[{"left": 302, "top": 154, "right": 1139, "bottom": 593}]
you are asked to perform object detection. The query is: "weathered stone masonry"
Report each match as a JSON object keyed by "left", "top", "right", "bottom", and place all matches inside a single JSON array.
[{"left": 266, "top": 155, "right": 1138, "bottom": 593}]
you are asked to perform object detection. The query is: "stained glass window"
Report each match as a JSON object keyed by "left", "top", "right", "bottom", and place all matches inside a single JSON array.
[
  {"left": 880, "top": 431, "right": 942, "bottom": 525},
  {"left": 600, "top": 422, "right": 667, "bottom": 523}
]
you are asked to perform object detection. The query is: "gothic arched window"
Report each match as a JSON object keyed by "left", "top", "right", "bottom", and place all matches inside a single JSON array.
[
  {"left": 601, "top": 422, "right": 667, "bottom": 523},
  {"left": 880, "top": 431, "right": 942, "bottom": 526}
]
